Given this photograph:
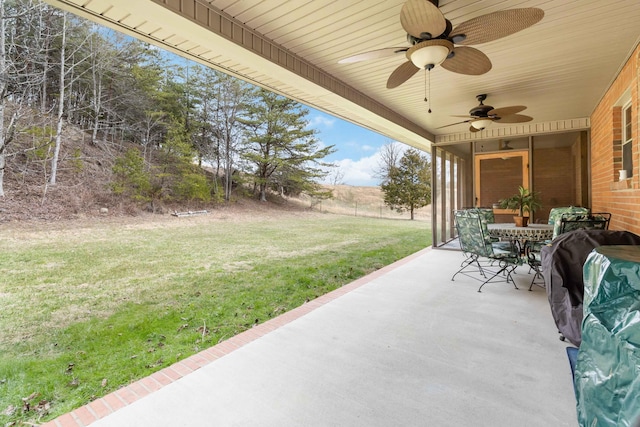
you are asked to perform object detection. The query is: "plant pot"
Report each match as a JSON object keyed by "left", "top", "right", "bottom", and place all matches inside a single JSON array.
[{"left": 513, "top": 216, "right": 529, "bottom": 227}]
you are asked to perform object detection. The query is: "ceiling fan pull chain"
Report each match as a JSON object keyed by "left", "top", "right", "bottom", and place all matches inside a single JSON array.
[
  {"left": 427, "top": 68, "right": 432, "bottom": 113},
  {"left": 423, "top": 69, "right": 427, "bottom": 103},
  {"left": 423, "top": 68, "right": 432, "bottom": 113}
]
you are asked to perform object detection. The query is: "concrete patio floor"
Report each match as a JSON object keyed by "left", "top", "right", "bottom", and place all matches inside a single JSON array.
[{"left": 43, "top": 246, "right": 577, "bottom": 427}]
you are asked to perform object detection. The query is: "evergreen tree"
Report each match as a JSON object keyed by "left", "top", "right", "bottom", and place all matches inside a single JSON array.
[
  {"left": 240, "top": 89, "right": 335, "bottom": 202},
  {"left": 381, "top": 148, "right": 431, "bottom": 220}
]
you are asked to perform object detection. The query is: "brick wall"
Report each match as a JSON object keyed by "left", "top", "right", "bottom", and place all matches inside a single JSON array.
[
  {"left": 590, "top": 45, "right": 640, "bottom": 234},
  {"left": 591, "top": 44, "right": 640, "bottom": 233}
]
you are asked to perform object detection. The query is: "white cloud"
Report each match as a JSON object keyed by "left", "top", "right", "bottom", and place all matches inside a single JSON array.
[
  {"left": 321, "top": 141, "right": 410, "bottom": 187},
  {"left": 323, "top": 146, "right": 386, "bottom": 186},
  {"left": 309, "top": 115, "right": 336, "bottom": 128},
  {"left": 338, "top": 156, "right": 380, "bottom": 186}
]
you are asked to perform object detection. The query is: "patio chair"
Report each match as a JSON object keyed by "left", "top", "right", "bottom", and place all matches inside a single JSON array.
[
  {"left": 467, "top": 207, "right": 498, "bottom": 242},
  {"left": 524, "top": 240, "right": 546, "bottom": 291},
  {"left": 526, "top": 212, "right": 610, "bottom": 290},
  {"left": 558, "top": 212, "right": 611, "bottom": 236},
  {"left": 548, "top": 206, "right": 589, "bottom": 239},
  {"left": 460, "top": 207, "right": 495, "bottom": 224},
  {"left": 451, "top": 209, "right": 522, "bottom": 292},
  {"left": 473, "top": 207, "right": 495, "bottom": 224}
]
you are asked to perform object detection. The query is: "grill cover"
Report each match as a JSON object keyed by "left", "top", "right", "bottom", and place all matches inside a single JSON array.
[
  {"left": 575, "top": 246, "right": 640, "bottom": 426},
  {"left": 540, "top": 229, "right": 640, "bottom": 346}
]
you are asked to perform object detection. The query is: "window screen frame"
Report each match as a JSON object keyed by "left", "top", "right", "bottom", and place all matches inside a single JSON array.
[{"left": 622, "top": 101, "right": 633, "bottom": 178}]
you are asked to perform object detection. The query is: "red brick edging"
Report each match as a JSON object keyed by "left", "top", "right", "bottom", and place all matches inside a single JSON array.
[{"left": 40, "top": 247, "right": 431, "bottom": 427}]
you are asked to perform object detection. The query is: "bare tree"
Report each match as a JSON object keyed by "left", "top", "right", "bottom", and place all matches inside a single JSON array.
[
  {"left": 49, "top": 11, "right": 92, "bottom": 185},
  {"left": 0, "top": 0, "right": 50, "bottom": 196},
  {"left": 197, "top": 70, "right": 251, "bottom": 201},
  {"left": 88, "top": 26, "right": 126, "bottom": 145},
  {"left": 374, "top": 140, "right": 404, "bottom": 185},
  {"left": 0, "top": 0, "right": 11, "bottom": 197},
  {"left": 47, "top": 10, "right": 66, "bottom": 185},
  {"left": 328, "top": 165, "right": 345, "bottom": 186}
]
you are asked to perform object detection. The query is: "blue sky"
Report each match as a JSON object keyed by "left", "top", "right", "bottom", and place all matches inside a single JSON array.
[{"left": 306, "top": 108, "right": 398, "bottom": 187}]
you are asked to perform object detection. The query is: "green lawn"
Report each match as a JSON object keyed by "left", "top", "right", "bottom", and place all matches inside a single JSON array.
[{"left": 0, "top": 213, "right": 431, "bottom": 424}]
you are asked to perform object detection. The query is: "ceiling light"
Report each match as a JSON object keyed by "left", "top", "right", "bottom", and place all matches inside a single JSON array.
[
  {"left": 471, "top": 119, "right": 493, "bottom": 130},
  {"left": 408, "top": 40, "right": 453, "bottom": 70}
]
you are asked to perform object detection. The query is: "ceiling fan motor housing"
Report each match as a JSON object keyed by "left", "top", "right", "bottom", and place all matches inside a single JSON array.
[
  {"left": 469, "top": 104, "right": 493, "bottom": 117},
  {"left": 468, "top": 94, "right": 491, "bottom": 117}
]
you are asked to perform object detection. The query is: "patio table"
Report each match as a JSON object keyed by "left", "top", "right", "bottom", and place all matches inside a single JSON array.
[
  {"left": 488, "top": 223, "right": 554, "bottom": 242},
  {"left": 488, "top": 224, "right": 554, "bottom": 290}
]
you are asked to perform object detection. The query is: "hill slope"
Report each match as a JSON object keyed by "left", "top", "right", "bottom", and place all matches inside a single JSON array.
[{"left": 0, "top": 121, "right": 430, "bottom": 223}]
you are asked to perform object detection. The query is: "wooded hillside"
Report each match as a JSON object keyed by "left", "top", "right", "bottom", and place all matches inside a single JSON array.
[{"left": 0, "top": 0, "right": 341, "bottom": 221}]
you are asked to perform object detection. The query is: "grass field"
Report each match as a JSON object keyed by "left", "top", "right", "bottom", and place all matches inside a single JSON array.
[
  {"left": 0, "top": 211, "right": 431, "bottom": 424},
  {"left": 301, "top": 185, "right": 431, "bottom": 221}
]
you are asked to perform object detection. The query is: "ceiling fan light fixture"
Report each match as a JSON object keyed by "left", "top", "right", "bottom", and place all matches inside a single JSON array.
[
  {"left": 407, "top": 39, "right": 453, "bottom": 69},
  {"left": 471, "top": 118, "right": 493, "bottom": 130}
]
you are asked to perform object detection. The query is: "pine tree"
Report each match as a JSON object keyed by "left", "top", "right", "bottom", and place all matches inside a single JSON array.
[{"left": 240, "top": 89, "right": 335, "bottom": 202}]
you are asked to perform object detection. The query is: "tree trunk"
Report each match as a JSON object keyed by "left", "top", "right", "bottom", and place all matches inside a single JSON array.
[
  {"left": 91, "top": 60, "right": 103, "bottom": 145},
  {"left": 39, "top": 7, "right": 52, "bottom": 113},
  {"left": 49, "top": 13, "right": 67, "bottom": 185},
  {"left": 224, "top": 153, "right": 232, "bottom": 201},
  {"left": 0, "top": 0, "right": 7, "bottom": 197},
  {"left": 41, "top": 40, "right": 49, "bottom": 112},
  {"left": 259, "top": 183, "right": 267, "bottom": 202}
]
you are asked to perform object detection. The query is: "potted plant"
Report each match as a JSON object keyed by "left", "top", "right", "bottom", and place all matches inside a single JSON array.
[{"left": 498, "top": 186, "right": 542, "bottom": 227}]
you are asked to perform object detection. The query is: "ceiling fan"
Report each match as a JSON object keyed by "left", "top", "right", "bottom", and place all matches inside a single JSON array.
[
  {"left": 438, "top": 94, "right": 533, "bottom": 132},
  {"left": 338, "top": 0, "right": 544, "bottom": 89}
]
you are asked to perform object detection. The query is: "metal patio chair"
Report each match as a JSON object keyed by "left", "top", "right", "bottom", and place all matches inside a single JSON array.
[
  {"left": 558, "top": 212, "right": 611, "bottom": 236},
  {"left": 549, "top": 206, "right": 590, "bottom": 239},
  {"left": 451, "top": 209, "right": 522, "bottom": 292},
  {"left": 524, "top": 240, "right": 546, "bottom": 291}
]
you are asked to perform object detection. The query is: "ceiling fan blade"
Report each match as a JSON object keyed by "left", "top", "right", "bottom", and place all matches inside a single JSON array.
[
  {"left": 451, "top": 8, "right": 544, "bottom": 46},
  {"left": 437, "top": 119, "right": 472, "bottom": 129},
  {"left": 387, "top": 60, "right": 419, "bottom": 89},
  {"left": 440, "top": 47, "right": 491, "bottom": 75},
  {"left": 489, "top": 105, "right": 527, "bottom": 117},
  {"left": 400, "top": 0, "right": 447, "bottom": 40},
  {"left": 495, "top": 114, "right": 533, "bottom": 124},
  {"left": 338, "top": 47, "right": 409, "bottom": 64}
]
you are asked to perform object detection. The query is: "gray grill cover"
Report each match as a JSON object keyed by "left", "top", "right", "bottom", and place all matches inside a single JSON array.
[{"left": 540, "top": 229, "right": 640, "bottom": 347}]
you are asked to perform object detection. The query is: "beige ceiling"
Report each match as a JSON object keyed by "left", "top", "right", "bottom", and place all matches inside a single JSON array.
[{"left": 46, "top": 0, "right": 640, "bottom": 153}]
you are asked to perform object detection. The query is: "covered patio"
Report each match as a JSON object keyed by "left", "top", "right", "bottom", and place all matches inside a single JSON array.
[
  {"left": 43, "top": 246, "right": 577, "bottom": 427},
  {"left": 37, "top": 1, "right": 640, "bottom": 425}
]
